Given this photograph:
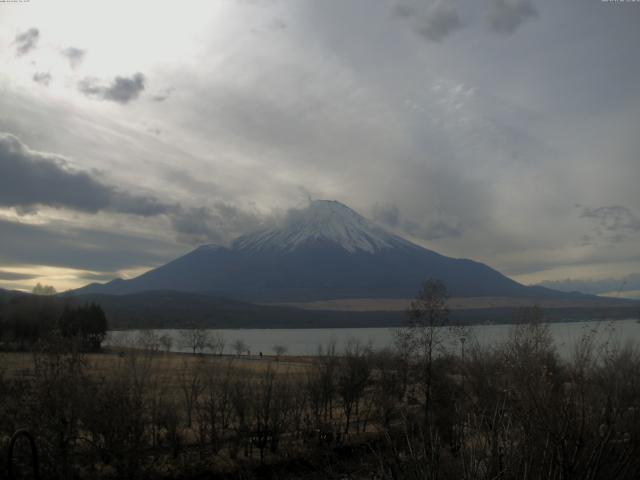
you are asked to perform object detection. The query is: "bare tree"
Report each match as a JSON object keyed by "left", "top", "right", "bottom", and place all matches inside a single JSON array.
[
  {"left": 81, "top": 348, "right": 155, "bottom": 479},
  {"left": 251, "top": 367, "right": 294, "bottom": 461},
  {"left": 399, "top": 279, "right": 449, "bottom": 420},
  {"left": 306, "top": 341, "right": 339, "bottom": 434},
  {"left": 137, "top": 330, "right": 160, "bottom": 352},
  {"left": 337, "top": 340, "right": 372, "bottom": 435},
  {"left": 178, "top": 360, "right": 204, "bottom": 428},
  {"left": 371, "top": 349, "right": 406, "bottom": 431},
  {"left": 229, "top": 371, "right": 252, "bottom": 458},
  {"left": 273, "top": 344, "right": 287, "bottom": 360},
  {"left": 232, "top": 339, "right": 247, "bottom": 356},
  {"left": 196, "top": 358, "right": 235, "bottom": 453},
  {"left": 180, "top": 328, "right": 211, "bottom": 355},
  {"left": 31, "top": 344, "right": 88, "bottom": 478},
  {"left": 383, "top": 278, "right": 451, "bottom": 479},
  {"left": 158, "top": 333, "right": 173, "bottom": 353},
  {"left": 210, "top": 331, "right": 226, "bottom": 355}
]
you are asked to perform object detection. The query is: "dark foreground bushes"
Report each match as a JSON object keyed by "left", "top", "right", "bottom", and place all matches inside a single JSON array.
[
  {"left": 1, "top": 281, "right": 636, "bottom": 479},
  {"left": 2, "top": 318, "right": 640, "bottom": 479}
]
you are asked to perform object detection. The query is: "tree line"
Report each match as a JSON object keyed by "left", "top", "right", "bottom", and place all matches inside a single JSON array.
[{"left": 0, "top": 294, "right": 108, "bottom": 351}]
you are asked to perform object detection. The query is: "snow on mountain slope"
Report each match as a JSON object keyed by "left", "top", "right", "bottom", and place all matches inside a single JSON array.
[
  {"left": 74, "top": 199, "right": 586, "bottom": 302},
  {"left": 233, "top": 200, "right": 413, "bottom": 254}
]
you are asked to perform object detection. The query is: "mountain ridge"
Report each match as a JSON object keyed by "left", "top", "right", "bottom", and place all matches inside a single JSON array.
[
  {"left": 69, "top": 290, "right": 638, "bottom": 329},
  {"left": 74, "top": 200, "right": 592, "bottom": 302}
]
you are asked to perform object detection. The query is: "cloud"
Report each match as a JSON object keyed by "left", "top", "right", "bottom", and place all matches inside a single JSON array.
[
  {"left": 418, "top": 1, "right": 463, "bottom": 42},
  {"left": 393, "top": 4, "right": 417, "bottom": 19},
  {"left": 1, "top": 0, "right": 638, "bottom": 291},
  {"left": 486, "top": 0, "right": 538, "bottom": 34},
  {"left": 372, "top": 203, "right": 400, "bottom": 227},
  {"left": 170, "top": 206, "right": 222, "bottom": 244},
  {"left": 0, "top": 218, "right": 182, "bottom": 272},
  {"left": 405, "top": 218, "right": 463, "bottom": 241},
  {"left": 371, "top": 202, "right": 462, "bottom": 240},
  {"left": 61, "top": 47, "right": 86, "bottom": 68},
  {"left": 0, "top": 132, "right": 172, "bottom": 216},
  {"left": 0, "top": 270, "right": 37, "bottom": 281},
  {"left": 270, "top": 18, "right": 287, "bottom": 31},
  {"left": 580, "top": 205, "right": 640, "bottom": 242},
  {"left": 170, "top": 202, "right": 267, "bottom": 245},
  {"left": 14, "top": 28, "right": 39, "bottom": 56},
  {"left": 110, "top": 193, "right": 173, "bottom": 217},
  {"left": 78, "top": 73, "right": 145, "bottom": 104},
  {"left": 0, "top": 132, "right": 270, "bottom": 248},
  {"left": 151, "top": 87, "right": 174, "bottom": 102},
  {"left": 32, "top": 72, "right": 52, "bottom": 86},
  {"left": 395, "top": 1, "right": 462, "bottom": 42}
]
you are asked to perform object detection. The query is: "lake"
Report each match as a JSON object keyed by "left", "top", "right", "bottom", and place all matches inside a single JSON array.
[{"left": 106, "top": 318, "right": 640, "bottom": 358}]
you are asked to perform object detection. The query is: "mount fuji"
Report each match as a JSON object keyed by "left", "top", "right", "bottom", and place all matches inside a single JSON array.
[{"left": 75, "top": 200, "right": 573, "bottom": 302}]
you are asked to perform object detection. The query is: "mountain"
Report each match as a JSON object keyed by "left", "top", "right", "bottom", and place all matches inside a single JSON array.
[
  {"left": 75, "top": 200, "right": 585, "bottom": 302},
  {"left": 71, "top": 290, "right": 407, "bottom": 329},
  {"left": 0, "top": 288, "right": 27, "bottom": 300}
]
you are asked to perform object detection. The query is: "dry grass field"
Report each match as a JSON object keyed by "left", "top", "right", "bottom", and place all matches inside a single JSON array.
[
  {"left": 270, "top": 295, "right": 633, "bottom": 311},
  {"left": 1, "top": 349, "right": 314, "bottom": 385}
]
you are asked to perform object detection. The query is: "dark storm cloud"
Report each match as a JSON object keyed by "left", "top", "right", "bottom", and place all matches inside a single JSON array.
[
  {"left": 0, "top": 270, "right": 37, "bottom": 281},
  {"left": 14, "top": 28, "right": 39, "bottom": 56},
  {"left": 486, "top": 0, "right": 538, "bottom": 34},
  {"left": 170, "top": 206, "right": 224, "bottom": 244},
  {"left": 537, "top": 273, "right": 640, "bottom": 295},
  {"left": 32, "top": 72, "right": 52, "bottom": 86},
  {"left": 580, "top": 205, "right": 640, "bottom": 242},
  {"left": 109, "top": 193, "right": 173, "bottom": 217},
  {"left": 395, "top": 1, "right": 462, "bottom": 42},
  {"left": 61, "top": 47, "right": 86, "bottom": 68},
  {"left": 78, "top": 73, "right": 145, "bottom": 104},
  {"left": 0, "top": 132, "right": 172, "bottom": 216},
  {"left": 170, "top": 203, "right": 267, "bottom": 245},
  {"left": 0, "top": 218, "right": 182, "bottom": 272}
]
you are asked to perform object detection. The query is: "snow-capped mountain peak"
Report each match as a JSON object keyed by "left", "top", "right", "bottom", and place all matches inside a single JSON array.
[
  {"left": 233, "top": 200, "right": 409, "bottom": 254},
  {"left": 74, "top": 199, "right": 555, "bottom": 301}
]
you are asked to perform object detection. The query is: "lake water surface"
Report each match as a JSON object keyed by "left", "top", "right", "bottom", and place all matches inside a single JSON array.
[{"left": 107, "top": 318, "right": 640, "bottom": 358}]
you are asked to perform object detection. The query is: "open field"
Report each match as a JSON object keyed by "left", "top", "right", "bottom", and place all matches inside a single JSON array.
[{"left": 1, "top": 349, "right": 314, "bottom": 383}]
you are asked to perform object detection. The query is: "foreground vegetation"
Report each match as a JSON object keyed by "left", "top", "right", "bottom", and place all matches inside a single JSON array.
[
  {"left": 3, "top": 324, "right": 640, "bottom": 479},
  {"left": 2, "top": 282, "right": 640, "bottom": 479}
]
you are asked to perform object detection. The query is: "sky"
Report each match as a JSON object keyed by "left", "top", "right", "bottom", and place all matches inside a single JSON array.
[{"left": 0, "top": 0, "right": 639, "bottom": 298}]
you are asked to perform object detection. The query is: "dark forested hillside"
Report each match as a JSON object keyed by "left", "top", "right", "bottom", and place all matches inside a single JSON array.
[{"left": 73, "top": 290, "right": 638, "bottom": 329}]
